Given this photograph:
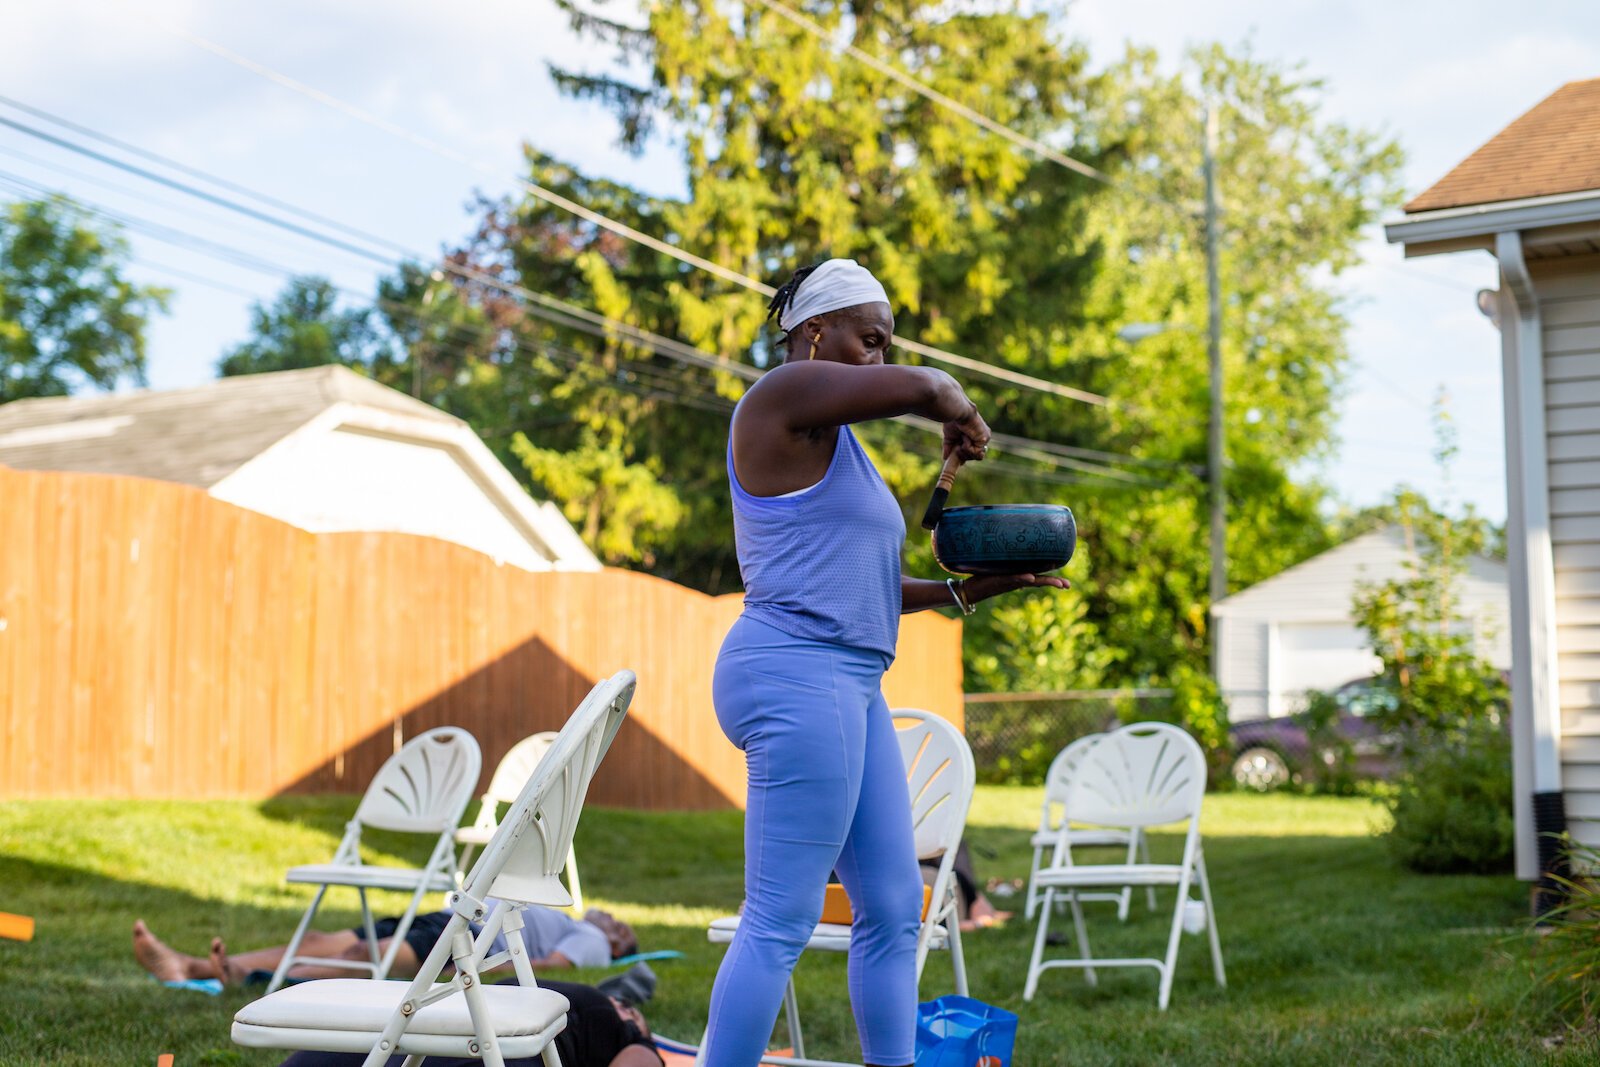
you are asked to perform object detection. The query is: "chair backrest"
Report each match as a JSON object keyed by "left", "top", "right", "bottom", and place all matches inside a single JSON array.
[
  {"left": 1063, "top": 722, "right": 1205, "bottom": 830},
  {"left": 458, "top": 671, "right": 635, "bottom": 910},
  {"left": 892, "top": 710, "right": 976, "bottom": 862},
  {"left": 485, "top": 732, "right": 560, "bottom": 805},
  {"left": 354, "top": 726, "right": 482, "bottom": 834},
  {"left": 1040, "top": 732, "right": 1108, "bottom": 828}
]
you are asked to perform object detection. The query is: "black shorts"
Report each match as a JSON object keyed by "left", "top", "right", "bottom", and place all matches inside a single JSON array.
[{"left": 353, "top": 911, "right": 452, "bottom": 963}]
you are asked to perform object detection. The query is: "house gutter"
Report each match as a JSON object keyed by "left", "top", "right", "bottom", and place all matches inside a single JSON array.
[
  {"left": 1495, "top": 230, "right": 1566, "bottom": 903},
  {"left": 1385, "top": 188, "right": 1600, "bottom": 247}
]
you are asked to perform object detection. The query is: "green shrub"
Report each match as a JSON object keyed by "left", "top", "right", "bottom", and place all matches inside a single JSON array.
[
  {"left": 1385, "top": 718, "right": 1513, "bottom": 874},
  {"left": 1300, "top": 688, "right": 1362, "bottom": 796},
  {"left": 1530, "top": 839, "right": 1600, "bottom": 1026},
  {"left": 1156, "top": 664, "right": 1230, "bottom": 783}
]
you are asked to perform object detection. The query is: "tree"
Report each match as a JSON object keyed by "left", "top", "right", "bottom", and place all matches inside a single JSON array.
[
  {"left": 1350, "top": 398, "right": 1507, "bottom": 742},
  {"left": 217, "top": 276, "right": 383, "bottom": 377},
  {"left": 1349, "top": 397, "right": 1511, "bottom": 872},
  {"left": 0, "top": 196, "right": 169, "bottom": 402},
  {"left": 433, "top": 4, "right": 1402, "bottom": 699},
  {"left": 558, "top": 8, "right": 1398, "bottom": 686}
]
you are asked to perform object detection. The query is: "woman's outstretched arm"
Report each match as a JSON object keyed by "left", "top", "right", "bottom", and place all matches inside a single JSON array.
[{"left": 901, "top": 573, "right": 1070, "bottom": 614}]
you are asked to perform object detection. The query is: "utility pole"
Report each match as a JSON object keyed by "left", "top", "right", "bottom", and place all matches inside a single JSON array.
[{"left": 1203, "top": 101, "right": 1226, "bottom": 672}]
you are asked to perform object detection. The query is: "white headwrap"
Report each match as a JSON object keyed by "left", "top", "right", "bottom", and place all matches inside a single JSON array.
[{"left": 777, "top": 258, "right": 891, "bottom": 333}]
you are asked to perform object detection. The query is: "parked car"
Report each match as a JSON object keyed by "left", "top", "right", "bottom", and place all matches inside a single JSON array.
[{"left": 1228, "top": 677, "right": 1399, "bottom": 790}]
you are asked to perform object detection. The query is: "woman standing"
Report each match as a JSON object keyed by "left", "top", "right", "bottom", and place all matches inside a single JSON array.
[{"left": 705, "top": 259, "right": 1068, "bottom": 1066}]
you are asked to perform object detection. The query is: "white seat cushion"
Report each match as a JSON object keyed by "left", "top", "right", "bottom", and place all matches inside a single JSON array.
[
  {"left": 707, "top": 915, "right": 949, "bottom": 953},
  {"left": 285, "top": 864, "right": 456, "bottom": 893},
  {"left": 1033, "top": 863, "right": 1185, "bottom": 888},
  {"left": 1029, "top": 829, "right": 1132, "bottom": 849},
  {"left": 232, "top": 979, "right": 569, "bottom": 1057}
]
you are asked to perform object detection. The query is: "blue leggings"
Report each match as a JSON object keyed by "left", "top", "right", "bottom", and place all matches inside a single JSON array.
[{"left": 704, "top": 615, "right": 923, "bottom": 1067}]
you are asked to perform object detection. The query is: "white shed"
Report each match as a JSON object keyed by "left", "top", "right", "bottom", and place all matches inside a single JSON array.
[
  {"left": 0, "top": 365, "right": 600, "bottom": 573},
  {"left": 1215, "top": 527, "right": 1510, "bottom": 720},
  {"left": 1385, "top": 76, "right": 1600, "bottom": 879}
]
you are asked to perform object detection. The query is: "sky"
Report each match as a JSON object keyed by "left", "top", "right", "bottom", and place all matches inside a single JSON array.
[{"left": 3, "top": 0, "right": 1599, "bottom": 525}]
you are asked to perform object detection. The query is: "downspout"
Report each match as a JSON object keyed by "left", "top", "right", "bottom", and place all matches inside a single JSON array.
[{"left": 1495, "top": 230, "right": 1566, "bottom": 912}]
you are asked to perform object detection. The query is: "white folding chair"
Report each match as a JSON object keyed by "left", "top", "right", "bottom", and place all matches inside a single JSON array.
[
  {"left": 1024, "top": 721, "right": 1226, "bottom": 1010},
  {"left": 234, "top": 670, "right": 637, "bottom": 1067},
  {"left": 457, "top": 732, "right": 584, "bottom": 914},
  {"left": 266, "top": 726, "right": 483, "bottom": 994},
  {"left": 703, "top": 708, "right": 976, "bottom": 1067},
  {"left": 1024, "top": 733, "right": 1155, "bottom": 921}
]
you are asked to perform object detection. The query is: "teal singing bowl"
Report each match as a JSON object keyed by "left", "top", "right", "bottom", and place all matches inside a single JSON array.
[{"left": 930, "top": 504, "right": 1077, "bottom": 577}]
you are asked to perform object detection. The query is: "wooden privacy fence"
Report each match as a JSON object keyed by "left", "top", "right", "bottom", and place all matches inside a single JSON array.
[{"left": 0, "top": 468, "right": 963, "bottom": 809}]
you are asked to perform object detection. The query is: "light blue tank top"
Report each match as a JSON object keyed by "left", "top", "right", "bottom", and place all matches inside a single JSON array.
[{"left": 729, "top": 423, "right": 906, "bottom": 659}]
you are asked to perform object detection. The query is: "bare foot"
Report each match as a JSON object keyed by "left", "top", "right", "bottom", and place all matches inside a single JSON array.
[
  {"left": 960, "top": 897, "right": 1012, "bottom": 932},
  {"left": 209, "top": 936, "right": 240, "bottom": 986},
  {"left": 132, "top": 920, "right": 211, "bottom": 983}
]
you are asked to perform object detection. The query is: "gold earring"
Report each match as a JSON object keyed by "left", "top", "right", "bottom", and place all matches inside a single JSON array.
[{"left": 808, "top": 334, "right": 820, "bottom": 360}]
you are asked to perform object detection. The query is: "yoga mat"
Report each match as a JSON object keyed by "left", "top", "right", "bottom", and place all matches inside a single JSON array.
[
  {"left": 611, "top": 949, "right": 683, "bottom": 967},
  {"left": 655, "top": 1036, "right": 792, "bottom": 1064},
  {"left": 0, "top": 913, "right": 34, "bottom": 941}
]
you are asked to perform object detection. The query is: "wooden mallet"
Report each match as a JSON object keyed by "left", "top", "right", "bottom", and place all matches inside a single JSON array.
[{"left": 920, "top": 453, "right": 965, "bottom": 530}]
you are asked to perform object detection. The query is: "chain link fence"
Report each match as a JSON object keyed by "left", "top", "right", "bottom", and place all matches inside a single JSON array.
[{"left": 963, "top": 689, "right": 1177, "bottom": 784}]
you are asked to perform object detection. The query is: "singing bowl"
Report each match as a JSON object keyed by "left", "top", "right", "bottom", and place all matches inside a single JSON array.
[{"left": 931, "top": 504, "right": 1077, "bottom": 577}]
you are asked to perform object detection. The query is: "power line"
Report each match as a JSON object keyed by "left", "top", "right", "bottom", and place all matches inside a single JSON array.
[
  {"left": 0, "top": 163, "right": 1162, "bottom": 487},
  {"left": 0, "top": 114, "right": 395, "bottom": 268},
  {"left": 0, "top": 98, "right": 1176, "bottom": 480},
  {"left": 152, "top": 23, "right": 1110, "bottom": 406},
  {"left": 1365, "top": 256, "right": 1480, "bottom": 297},
  {"left": 219, "top": 244, "right": 1150, "bottom": 485},
  {"left": 988, "top": 428, "right": 1193, "bottom": 472},
  {"left": 746, "top": 0, "right": 1166, "bottom": 204},
  {"left": 0, "top": 102, "right": 1175, "bottom": 480},
  {"left": 0, "top": 151, "right": 363, "bottom": 281},
  {"left": 0, "top": 93, "right": 416, "bottom": 260}
]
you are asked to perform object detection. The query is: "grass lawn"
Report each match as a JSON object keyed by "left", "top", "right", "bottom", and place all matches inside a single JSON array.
[{"left": 1, "top": 788, "right": 1594, "bottom": 1066}]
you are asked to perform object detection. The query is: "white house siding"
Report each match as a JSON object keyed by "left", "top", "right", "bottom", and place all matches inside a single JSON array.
[
  {"left": 1215, "top": 528, "right": 1510, "bottom": 720},
  {"left": 1220, "top": 620, "right": 1268, "bottom": 720},
  {"left": 1537, "top": 253, "right": 1600, "bottom": 848},
  {"left": 211, "top": 424, "right": 556, "bottom": 572}
]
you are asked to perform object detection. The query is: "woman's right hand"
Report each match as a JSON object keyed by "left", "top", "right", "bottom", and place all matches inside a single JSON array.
[{"left": 944, "top": 401, "right": 991, "bottom": 463}]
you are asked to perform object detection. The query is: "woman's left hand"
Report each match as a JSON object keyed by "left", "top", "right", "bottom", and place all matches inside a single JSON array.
[{"left": 962, "top": 573, "right": 1070, "bottom": 606}]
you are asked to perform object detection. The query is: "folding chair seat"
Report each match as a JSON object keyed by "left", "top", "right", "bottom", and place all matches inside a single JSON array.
[
  {"left": 234, "top": 670, "right": 637, "bottom": 1067},
  {"left": 1024, "top": 721, "right": 1226, "bottom": 1010},
  {"left": 457, "top": 731, "right": 584, "bottom": 913},
  {"left": 703, "top": 708, "right": 975, "bottom": 1067},
  {"left": 266, "top": 726, "right": 482, "bottom": 993},
  {"left": 1024, "top": 733, "right": 1156, "bottom": 921}
]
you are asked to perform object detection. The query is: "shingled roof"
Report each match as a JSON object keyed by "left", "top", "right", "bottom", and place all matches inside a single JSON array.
[
  {"left": 0, "top": 365, "right": 457, "bottom": 488},
  {"left": 1405, "top": 77, "right": 1600, "bottom": 214}
]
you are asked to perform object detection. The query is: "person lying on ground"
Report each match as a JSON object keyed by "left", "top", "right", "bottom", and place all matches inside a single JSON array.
[
  {"left": 920, "top": 840, "right": 1012, "bottom": 932},
  {"left": 132, "top": 905, "right": 637, "bottom": 987},
  {"left": 273, "top": 977, "right": 663, "bottom": 1067}
]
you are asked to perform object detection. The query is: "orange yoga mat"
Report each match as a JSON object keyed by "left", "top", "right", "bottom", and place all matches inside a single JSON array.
[
  {"left": 660, "top": 1047, "right": 790, "bottom": 1064},
  {"left": 820, "top": 883, "right": 933, "bottom": 925},
  {"left": 0, "top": 913, "right": 34, "bottom": 941}
]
